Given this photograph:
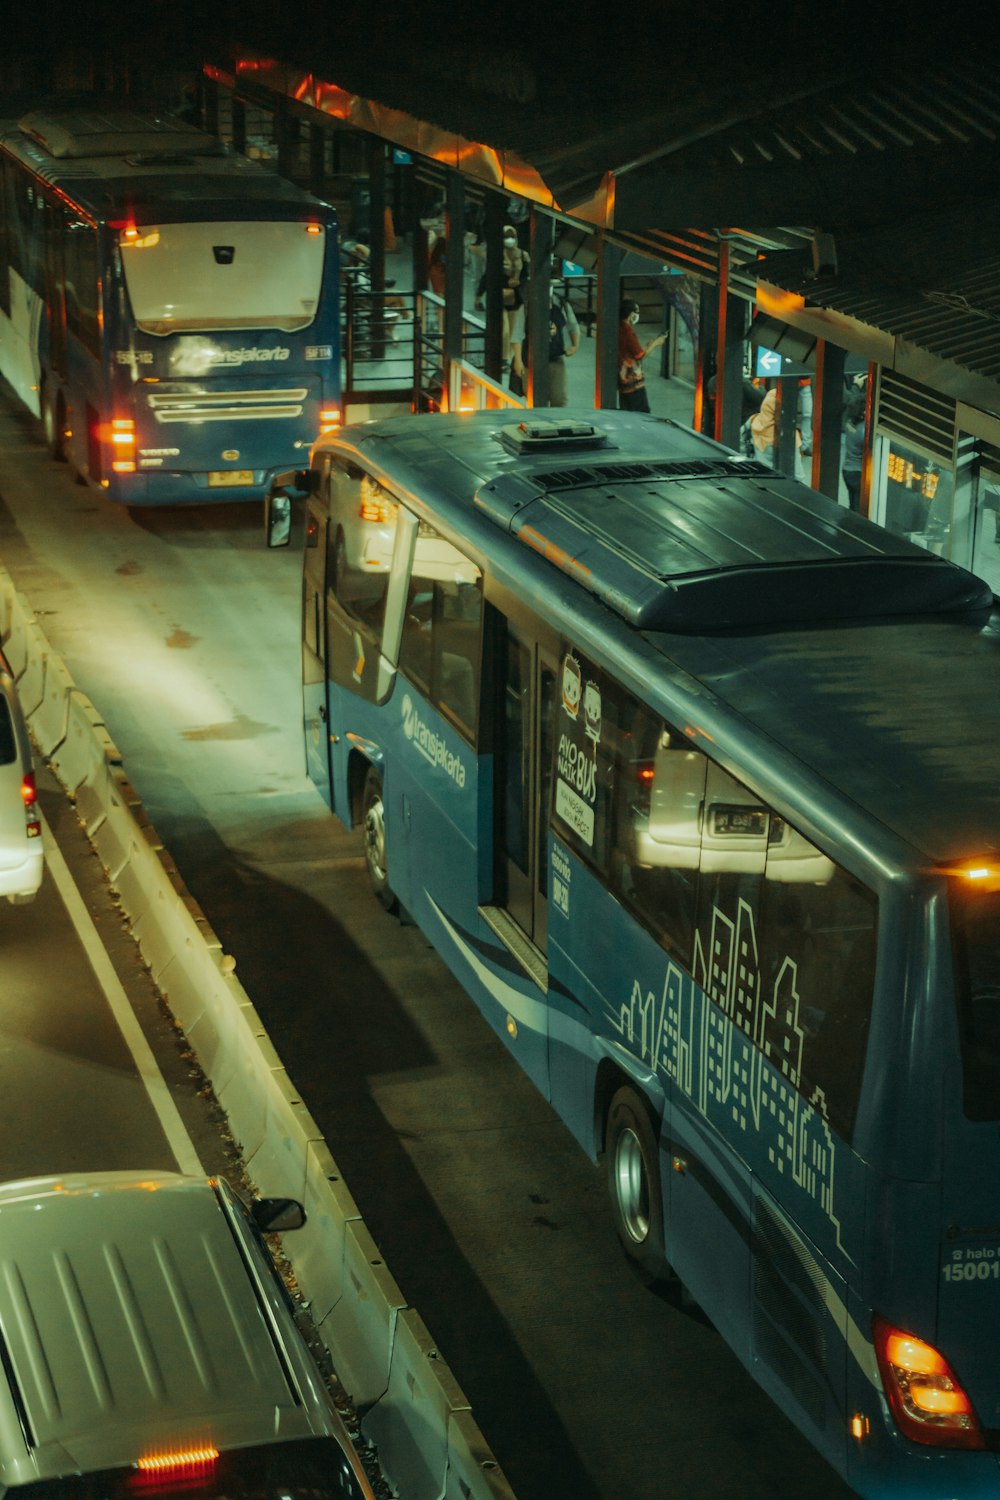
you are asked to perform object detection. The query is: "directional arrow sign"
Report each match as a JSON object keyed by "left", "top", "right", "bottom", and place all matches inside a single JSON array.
[{"left": 756, "top": 347, "right": 782, "bottom": 377}]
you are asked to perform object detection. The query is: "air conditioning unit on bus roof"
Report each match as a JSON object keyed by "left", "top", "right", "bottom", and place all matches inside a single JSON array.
[{"left": 497, "top": 419, "right": 612, "bottom": 457}]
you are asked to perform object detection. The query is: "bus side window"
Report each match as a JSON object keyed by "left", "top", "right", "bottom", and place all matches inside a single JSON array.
[
  {"left": 609, "top": 699, "right": 706, "bottom": 970},
  {"left": 327, "top": 462, "right": 399, "bottom": 637},
  {"left": 64, "top": 221, "right": 101, "bottom": 358},
  {"left": 759, "top": 830, "right": 877, "bottom": 1138},
  {"left": 397, "top": 520, "right": 482, "bottom": 743}
]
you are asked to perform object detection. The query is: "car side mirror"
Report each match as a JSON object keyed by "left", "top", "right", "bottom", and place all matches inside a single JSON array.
[
  {"left": 265, "top": 489, "right": 292, "bottom": 549},
  {"left": 251, "top": 1196, "right": 306, "bottom": 1232}
]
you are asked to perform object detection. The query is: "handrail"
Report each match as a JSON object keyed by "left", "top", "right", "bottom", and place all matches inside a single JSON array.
[{"left": 448, "top": 359, "right": 526, "bottom": 412}]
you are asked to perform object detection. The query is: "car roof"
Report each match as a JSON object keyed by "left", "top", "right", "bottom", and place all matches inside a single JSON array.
[{"left": 0, "top": 1172, "right": 311, "bottom": 1486}]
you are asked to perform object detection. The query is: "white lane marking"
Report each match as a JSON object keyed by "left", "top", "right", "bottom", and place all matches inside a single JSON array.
[{"left": 41, "top": 813, "right": 204, "bottom": 1176}]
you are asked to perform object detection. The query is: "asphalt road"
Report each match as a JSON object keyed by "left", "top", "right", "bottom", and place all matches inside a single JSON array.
[
  {"left": 0, "top": 763, "right": 234, "bottom": 1183},
  {"left": 0, "top": 390, "right": 857, "bottom": 1500}
]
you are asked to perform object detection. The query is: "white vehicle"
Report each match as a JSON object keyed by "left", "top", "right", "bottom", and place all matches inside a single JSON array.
[
  {"left": 0, "top": 654, "right": 43, "bottom": 903},
  {"left": 0, "top": 1171, "right": 375, "bottom": 1500}
]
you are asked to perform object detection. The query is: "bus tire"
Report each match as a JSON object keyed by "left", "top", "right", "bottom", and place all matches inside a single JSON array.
[
  {"left": 41, "top": 382, "right": 67, "bottom": 462},
  {"left": 362, "top": 766, "right": 398, "bottom": 914},
  {"left": 605, "top": 1086, "right": 668, "bottom": 1282}
]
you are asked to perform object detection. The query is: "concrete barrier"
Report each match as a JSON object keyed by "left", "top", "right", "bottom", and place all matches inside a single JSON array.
[
  {"left": 3, "top": 591, "right": 35, "bottom": 680},
  {"left": 365, "top": 1307, "right": 471, "bottom": 1500},
  {"left": 2, "top": 578, "right": 517, "bottom": 1500},
  {"left": 27, "top": 651, "right": 75, "bottom": 756}
]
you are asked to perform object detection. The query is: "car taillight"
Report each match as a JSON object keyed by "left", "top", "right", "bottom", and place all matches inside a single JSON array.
[
  {"left": 134, "top": 1446, "right": 219, "bottom": 1486},
  {"left": 873, "top": 1315, "right": 984, "bottom": 1449},
  {"left": 21, "top": 772, "right": 40, "bottom": 838},
  {"left": 111, "top": 417, "right": 137, "bottom": 474}
]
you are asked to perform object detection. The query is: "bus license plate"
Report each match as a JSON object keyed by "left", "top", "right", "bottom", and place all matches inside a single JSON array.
[{"left": 208, "top": 470, "right": 254, "bottom": 487}]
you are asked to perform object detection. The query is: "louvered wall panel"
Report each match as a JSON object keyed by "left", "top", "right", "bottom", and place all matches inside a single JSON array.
[{"left": 876, "top": 369, "right": 957, "bottom": 465}]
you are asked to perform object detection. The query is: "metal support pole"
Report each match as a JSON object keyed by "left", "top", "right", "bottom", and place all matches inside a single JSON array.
[
  {"left": 695, "top": 279, "right": 718, "bottom": 436},
  {"left": 483, "top": 190, "right": 505, "bottom": 384},
  {"left": 309, "top": 125, "right": 326, "bottom": 197},
  {"left": 231, "top": 97, "right": 246, "bottom": 156},
  {"left": 595, "top": 236, "right": 622, "bottom": 410},
  {"left": 367, "top": 138, "right": 386, "bottom": 289},
  {"left": 718, "top": 293, "right": 746, "bottom": 451},
  {"left": 776, "top": 380, "right": 800, "bottom": 476},
  {"left": 367, "top": 139, "right": 387, "bottom": 360},
  {"left": 443, "top": 172, "right": 466, "bottom": 405},
  {"left": 810, "top": 340, "right": 846, "bottom": 501},
  {"left": 202, "top": 75, "right": 219, "bottom": 138},
  {"left": 526, "top": 209, "right": 553, "bottom": 408}
]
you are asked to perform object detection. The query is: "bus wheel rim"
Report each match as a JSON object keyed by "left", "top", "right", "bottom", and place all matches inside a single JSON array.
[
  {"left": 365, "top": 795, "right": 386, "bottom": 884},
  {"left": 614, "top": 1126, "right": 649, "bottom": 1243}
]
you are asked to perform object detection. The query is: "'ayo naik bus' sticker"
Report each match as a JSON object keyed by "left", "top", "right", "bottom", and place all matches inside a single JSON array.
[{"left": 556, "top": 652, "right": 599, "bottom": 846}]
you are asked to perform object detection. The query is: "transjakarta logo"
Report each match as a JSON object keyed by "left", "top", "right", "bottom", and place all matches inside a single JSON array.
[
  {"left": 209, "top": 347, "right": 291, "bottom": 366},
  {"left": 402, "top": 694, "right": 466, "bottom": 787}
]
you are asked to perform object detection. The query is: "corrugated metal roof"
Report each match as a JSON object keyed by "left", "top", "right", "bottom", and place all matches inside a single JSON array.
[{"left": 751, "top": 200, "right": 1000, "bottom": 393}]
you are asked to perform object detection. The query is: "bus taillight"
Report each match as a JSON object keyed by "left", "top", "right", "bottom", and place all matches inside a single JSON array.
[
  {"left": 319, "top": 407, "right": 341, "bottom": 438},
  {"left": 111, "top": 418, "right": 137, "bottom": 474},
  {"left": 873, "top": 1316, "right": 984, "bottom": 1449}
]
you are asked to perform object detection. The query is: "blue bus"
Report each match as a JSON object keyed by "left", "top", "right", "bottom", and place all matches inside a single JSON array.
[
  {"left": 294, "top": 407, "right": 1000, "bottom": 1497},
  {"left": 0, "top": 103, "right": 340, "bottom": 504}
]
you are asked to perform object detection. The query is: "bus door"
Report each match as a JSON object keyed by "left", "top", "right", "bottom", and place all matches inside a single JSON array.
[
  {"left": 492, "top": 609, "right": 558, "bottom": 968},
  {"left": 302, "top": 497, "right": 333, "bottom": 807}
]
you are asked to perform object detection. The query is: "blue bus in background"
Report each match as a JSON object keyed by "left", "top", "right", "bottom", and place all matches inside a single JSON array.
[
  {"left": 0, "top": 103, "right": 340, "bottom": 504},
  {"left": 294, "top": 406, "right": 1000, "bottom": 1497}
]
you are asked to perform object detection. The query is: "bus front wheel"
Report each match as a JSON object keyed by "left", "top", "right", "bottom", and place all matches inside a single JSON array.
[
  {"left": 605, "top": 1086, "right": 668, "bottom": 1282},
  {"left": 362, "top": 767, "right": 397, "bottom": 914}
]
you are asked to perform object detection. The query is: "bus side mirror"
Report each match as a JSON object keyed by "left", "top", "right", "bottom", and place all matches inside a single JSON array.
[{"left": 265, "top": 489, "right": 292, "bottom": 548}]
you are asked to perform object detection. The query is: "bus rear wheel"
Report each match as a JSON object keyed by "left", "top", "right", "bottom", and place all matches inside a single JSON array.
[
  {"left": 362, "top": 766, "right": 397, "bottom": 913},
  {"left": 605, "top": 1086, "right": 668, "bottom": 1283}
]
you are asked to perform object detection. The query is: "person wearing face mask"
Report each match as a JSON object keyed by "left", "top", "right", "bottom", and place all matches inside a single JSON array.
[
  {"left": 501, "top": 225, "right": 527, "bottom": 369},
  {"left": 618, "top": 298, "right": 667, "bottom": 412}
]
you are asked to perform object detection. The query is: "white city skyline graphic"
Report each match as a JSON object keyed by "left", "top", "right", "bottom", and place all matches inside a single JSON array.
[{"left": 611, "top": 896, "right": 845, "bottom": 1251}]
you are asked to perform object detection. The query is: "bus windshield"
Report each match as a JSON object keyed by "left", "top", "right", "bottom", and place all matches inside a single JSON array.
[
  {"left": 120, "top": 221, "right": 326, "bottom": 335},
  {"left": 951, "top": 881, "right": 1000, "bottom": 1120}
]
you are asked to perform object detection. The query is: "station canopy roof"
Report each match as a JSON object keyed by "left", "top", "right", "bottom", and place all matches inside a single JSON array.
[{"left": 214, "top": 11, "right": 1000, "bottom": 410}]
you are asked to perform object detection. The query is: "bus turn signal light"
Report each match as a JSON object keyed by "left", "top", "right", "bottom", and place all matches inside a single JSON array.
[
  {"left": 110, "top": 417, "right": 137, "bottom": 474},
  {"left": 873, "top": 1315, "right": 984, "bottom": 1449},
  {"left": 319, "top": 406, "right": 341, "bottom": 437}
]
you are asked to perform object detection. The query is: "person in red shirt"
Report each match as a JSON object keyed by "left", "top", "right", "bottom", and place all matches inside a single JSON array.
[{"left": 618, "top": 298, "right": 667, "bottom": 412}]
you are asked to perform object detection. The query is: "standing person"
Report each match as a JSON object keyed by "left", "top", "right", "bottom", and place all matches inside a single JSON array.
[
  {"left": 548, "top": 287, "right": 580, "bottom": 406},
  {"left": 618, "top": 299, "right": 666, "bottom": 412},
  {"left": 842, "top": 384, "right": 866, "bottom": 511},
  {"left": 510, "top": 287, "right": 580, "bottom": 405},
  {"left": 501, "top": 225, "right": 527, "bottom": 366},
  {"left": 750, "top": 387, "right": 778, "bottom": 464},
  {"left": 749, "top": 386, "right": 802, "bottom": 469}
]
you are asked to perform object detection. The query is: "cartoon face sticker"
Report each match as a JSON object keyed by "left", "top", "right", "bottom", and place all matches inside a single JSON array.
[
  {"left": 562, "top": 654, "right": 581, "bottom": 718},
  {"left": 583, "top": 680, "right": 602, "bottom": 743}
]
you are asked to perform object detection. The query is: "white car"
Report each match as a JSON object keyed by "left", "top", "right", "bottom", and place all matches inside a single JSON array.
[
  {"left": 0, "top": 654, "right": 43, "bottom": 903},
  {"left": 0, "top": 1171, "right": 376, "bottom": 1500}
]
